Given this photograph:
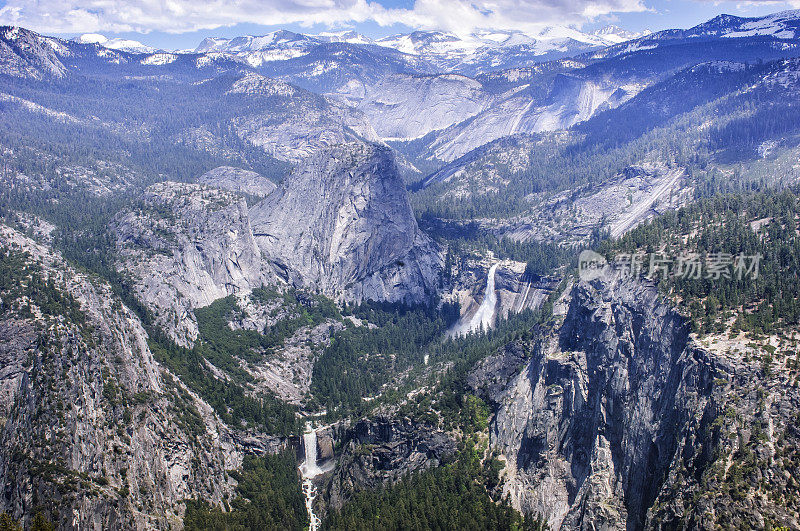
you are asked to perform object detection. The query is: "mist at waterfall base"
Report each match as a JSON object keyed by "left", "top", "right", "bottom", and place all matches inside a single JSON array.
[{"left": 450, "top": 263, "right": 499, "bottom": 337}]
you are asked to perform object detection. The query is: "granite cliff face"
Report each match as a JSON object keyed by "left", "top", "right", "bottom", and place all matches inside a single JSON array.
[
  {"left": 474, "top": 271, "right": 719, "bottom": 529},
  {"left": 0, "top": 224, "right": 281, "bottom": 529},
  {"left": 251, "top": 143, "right": 442, "bottom": 304},
  {"left": 112, "top": 144, "right": 443, "bottom": 346},
  {"left": 472, "top": 269, "right": 800, "bottom": 530},
  {"left": 112, "top": 182, "right": 276, "bottom": 346}
]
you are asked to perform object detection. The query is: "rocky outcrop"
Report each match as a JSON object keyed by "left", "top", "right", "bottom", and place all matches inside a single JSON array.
[
  {"left": 477, "top": 267, "right": 800, "bottom": 530},
  {"left": 324, "top": 417, "right": 457, "bottom": 512},
  {"left": 468, "top": 339, "right": 533, "bottom": 402},
  {"left": 112, "top": 182, "right": 277, "bottom": 346},
  {"left": 251, "top": 143, "right": 442, "bottom": 304},
  {"left": 198, "top": 166, "right": 277, "bottom": 197},
  {"left": 478, "top": 270, "right": 721, "bottom": 530}
]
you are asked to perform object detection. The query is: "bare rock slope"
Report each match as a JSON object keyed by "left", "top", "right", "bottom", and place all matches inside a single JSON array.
[
  {"left": 198, "top": 166, "right": 277, "bottom": 197},
  {"left": 113, "top": 182, "right": 276, "bottom": 346}
]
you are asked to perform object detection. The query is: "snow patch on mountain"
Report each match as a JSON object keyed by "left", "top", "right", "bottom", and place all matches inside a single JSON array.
[
  {"left": 141, "top": 53, "right": 177, "bottom": 66},
  {"left": 194, "top": 31, "right": 317, "bottom": 66},
  {"left": 196, "top": 31, "right": 313, "bottom": 53},
  {"left": 313, "top": 31, "right": 373, "bottom": 45},
  {"left": 721, "top": 10, "right": 800, "bottom": 39},
  {"left": 73, "top": 33, "right": 155, "bottom": 53},
  {"left": 592, "top": 25, "right": 652, "bottom": 44},
  {"left": 374, "top": 27, "right": 613, "bottom": 73}
]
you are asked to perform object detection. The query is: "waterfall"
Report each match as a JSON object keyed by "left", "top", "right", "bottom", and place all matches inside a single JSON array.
[
  {"left": 301, "top": 428, "right": 322, "bottom": 477},
  {"left": 299, "top": 424, "right": 322, "bottom": 530},
  {"left": 451, "top": 263, "right": 499, "bottom": 336}
]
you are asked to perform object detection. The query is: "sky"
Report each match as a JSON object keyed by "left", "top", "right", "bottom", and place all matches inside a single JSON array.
[{"left": 0, "top": 0, "right": 798, "bottom": 50}]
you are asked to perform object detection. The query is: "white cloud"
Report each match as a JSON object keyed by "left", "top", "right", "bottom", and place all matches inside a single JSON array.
[{"left": 0, "top": 0, "right": 648, "bottom": 36}]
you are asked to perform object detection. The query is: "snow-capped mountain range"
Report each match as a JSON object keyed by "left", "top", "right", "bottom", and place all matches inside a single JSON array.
[
  {"left": 3, "top": 9, "right": 800, "bottom": 164},
  {"left": 190, "top": 25, "right": 649, "bottom": 74},
  {"left": 56, "top": 10, "right": 800, "bottom": 80}
]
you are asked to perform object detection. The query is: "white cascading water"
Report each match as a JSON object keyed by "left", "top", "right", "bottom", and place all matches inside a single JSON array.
[
  {"left": 451, "top": 263, "right": 499, "bottom": 336},
  {"left": 514, "top": 277, "right": 532, "bottom": 313},
  {"left": 300, "top": 424, "right": 322, "bottom": 531}
]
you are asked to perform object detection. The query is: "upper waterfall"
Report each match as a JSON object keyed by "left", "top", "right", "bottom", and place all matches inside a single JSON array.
[{"left": 451, "top": 263, "right": 499, "bottom": 336}]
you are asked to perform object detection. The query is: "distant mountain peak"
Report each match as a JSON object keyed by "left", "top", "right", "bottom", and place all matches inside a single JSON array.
[
  {"left": 592, "top": 25, "right": 651, "bottom": 44},
  {"left": 195, "top": 30, "right": 313, "bottom": 53},
  {"left": 73, "top": 33, "right": 155, "bottom": 53},
  {"left": 686, "top": 9, "right": 800, "bottom": 39},
  {"left": 1, "top": 25, "right": 36, "bottom": 42},
  {"left": 312, "top": 30, "right": 372, "bottom": 45}
]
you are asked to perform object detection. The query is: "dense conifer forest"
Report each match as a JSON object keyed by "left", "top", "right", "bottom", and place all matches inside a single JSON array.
[{"left": 599, "top": 187, "right": 800, "bottom": 335}]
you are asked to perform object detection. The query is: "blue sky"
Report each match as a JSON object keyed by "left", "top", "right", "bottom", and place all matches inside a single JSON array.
[{"left": 0, "top": 0, "right": 797, "bottom": 50}]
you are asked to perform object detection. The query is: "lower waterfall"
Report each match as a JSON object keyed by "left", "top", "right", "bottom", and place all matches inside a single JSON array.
[{"left": 299, "top": 424, "right": 322, "bottom": 530}]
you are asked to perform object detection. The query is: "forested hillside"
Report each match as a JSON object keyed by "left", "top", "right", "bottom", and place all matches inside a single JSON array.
[{"left": 600, "top": 187, "right": 800, "bottom": 335}]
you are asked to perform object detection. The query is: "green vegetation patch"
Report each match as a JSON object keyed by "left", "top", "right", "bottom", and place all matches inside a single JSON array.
[
  {"left": 323, "top": 443, "right": 547, "bottom": 531},
  {"left": 184, "top": 451, "right": 308, "bottom": 531}
]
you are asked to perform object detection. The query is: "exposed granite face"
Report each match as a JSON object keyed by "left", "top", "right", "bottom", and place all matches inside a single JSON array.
[
  {"left": 477, "top": 271, "right": 720, "bottom": 530},
  {"left": 323, "top": 417, "right": 457, "bottom": 512},
  {"left": 250, "top": 143, "right": 442, "bottom": 304},
  {"left": 475, "top": 268, "right": 800, "bottom": 530},
  {"left": 467, "top": 339, "right": 532, "bottom": 403},
  {"left": 112, "top": 182, "right": 277, "bottom": 346},
  {"left": 113, "top": 144, "right": 442, "bottom": 348},
  {"left": 198, "top": 166, "right": 277, "bottom": 197},
  {"left": 316, "top": 427, "right": 335, "bottom": 462},
  {"left": 0, "top": 224, "right": 283, "bottom": 530}
]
